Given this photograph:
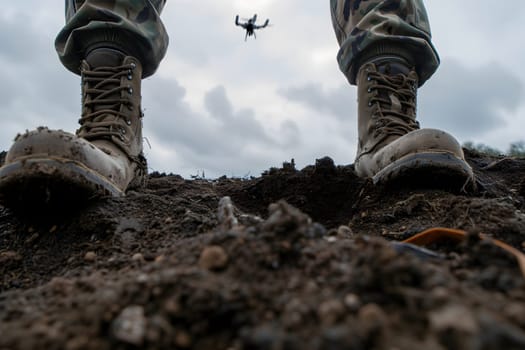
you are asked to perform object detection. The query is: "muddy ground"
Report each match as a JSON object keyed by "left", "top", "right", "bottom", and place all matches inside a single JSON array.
[{"left": 1, "top": 150, "right": 525, "bottom": 350}]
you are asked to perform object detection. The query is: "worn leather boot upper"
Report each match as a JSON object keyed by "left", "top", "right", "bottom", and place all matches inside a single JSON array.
[
  {"left": 0, "top": 49, "right": 146, "bottom": 205},
  {"left": 355, "top": 57, "right": 473, "bottom": 184},
  {"left": 77, "top": 49, "right": 147, "bottom": 190}
]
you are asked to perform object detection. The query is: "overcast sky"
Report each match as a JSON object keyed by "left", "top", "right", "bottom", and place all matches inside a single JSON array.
[{"left": 1, "top": 1, "right": 525, "bottom": 178}]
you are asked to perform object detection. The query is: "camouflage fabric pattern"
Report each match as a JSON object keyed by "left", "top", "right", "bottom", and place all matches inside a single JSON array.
[
  {"left": 56, "top": 0, "right": 168, "bottom": 78},
  {"left": 330, "top": 0, "right": 440, "bottom": 86}
]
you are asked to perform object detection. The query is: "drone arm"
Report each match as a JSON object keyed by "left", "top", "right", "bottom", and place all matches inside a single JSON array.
[
  {"left": 235, "top": 15, "right": 240, "bottom": 26},
  {"left": 255, "top": 19, "right": 270, "bottom": 29}
]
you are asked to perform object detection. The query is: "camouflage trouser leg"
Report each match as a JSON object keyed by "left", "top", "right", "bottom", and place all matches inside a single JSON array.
[
  {"left": 330, "top": 0, "right": 440, "bottom": 86},
  {"left": 55, "top": 0, "right": 168, "bottom": 78}
]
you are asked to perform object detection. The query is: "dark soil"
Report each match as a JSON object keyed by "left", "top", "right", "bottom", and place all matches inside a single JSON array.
[{"left": 1, "top": 150, "right": 525, "bottom": 350}]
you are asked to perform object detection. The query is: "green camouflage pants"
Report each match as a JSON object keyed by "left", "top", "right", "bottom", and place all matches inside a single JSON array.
[
  {"left": 330, "top": 0, "right": 440, "bottom": 86},
  {"left": 55, "top": 0, "right": 168, "bottom": 78}
]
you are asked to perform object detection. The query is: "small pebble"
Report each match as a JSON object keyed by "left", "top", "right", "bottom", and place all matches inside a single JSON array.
[
  {"left": 217, "top": 196, "right": 238, "bottom": 229},
  {"left": 358, "top": 303, "right": 387, "bottom": 330},
  {"left": 137, "top": 274, "right": 149, "bottom": 283},
  {"left": 174, "top": 331, "right": 192, "bottom": 348},
  {"left": 132, "top": 253, "right": 144, "bottom": 262},
  {"left": 199, "top": 246, "right": 229, "bottom": 270},
  {"left": 111, "top": 305, "right": 146, "bottom": 346},
  {"left": 429, "top": 304, "right": 478, "bottom": 334},
  {"left": 164, "top": 298, "right": 181, "bottom": 315},
  {"left": 84, "top": 251, "right": 97, "bottom": 262},
  {"left": 283, "top": 298, "right": 308, "bottom": 329},
  {"left": 324, "top": 236, "right": 337, "bottom": 243},
  {"left": 318, "top": 299, "right": 345, "bottom": 326},
  {"left": 337, "top": 225, "right": 354, "bottom": 238},
  {"left": 344, "top": 293, "right": 360, "bottom": 311}
]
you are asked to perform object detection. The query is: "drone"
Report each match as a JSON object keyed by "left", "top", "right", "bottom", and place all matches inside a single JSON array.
[{"left": 235, "top": 14, "right": 270, "bottom": 41}]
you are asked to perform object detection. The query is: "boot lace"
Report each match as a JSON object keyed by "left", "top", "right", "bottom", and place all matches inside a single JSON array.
[
  {"left": 78, "top": 63, "right": 137, "bottom": 141},
  {"left": 367, "top": 70, "right": 419, "bottom": 138}
]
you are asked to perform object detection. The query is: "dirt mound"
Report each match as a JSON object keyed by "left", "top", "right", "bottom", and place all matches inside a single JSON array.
[{"left": 1, "top": 150, "right": 525, "bottom": 350}]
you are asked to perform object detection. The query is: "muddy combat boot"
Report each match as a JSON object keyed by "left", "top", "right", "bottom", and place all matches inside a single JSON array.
[
  {"left": 0, "top": 48, "right": 147, "bottom": 209},
  {"left": 355, "top": 56, "right": 474, "bottom": 188}
]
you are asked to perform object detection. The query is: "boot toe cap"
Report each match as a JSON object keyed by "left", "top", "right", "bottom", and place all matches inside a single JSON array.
[
  {"left": 355, "top": 128, "right": 473, "bottom": 185},
  {"left": 1, "top": 128, "right": 133, "bottom": 198}
]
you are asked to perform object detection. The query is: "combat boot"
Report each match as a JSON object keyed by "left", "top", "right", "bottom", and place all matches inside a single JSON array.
[
  {"left": 0, "top": 48, "right": 147, "bottom": 208},
  {"left": 355, "top": 56, "right": 474, "bottom": 187}
]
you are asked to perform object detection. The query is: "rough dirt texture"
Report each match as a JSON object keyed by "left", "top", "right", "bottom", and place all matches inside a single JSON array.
[{"left": 1, "top": 150, "right": 525, "bottom": 350}]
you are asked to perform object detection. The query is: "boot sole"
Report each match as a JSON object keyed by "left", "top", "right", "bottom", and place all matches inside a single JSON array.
[
  {"left": 0, "top": 157, "right": 124, "bottom": 210},
  {"left": 372, "top": 152, "right": 476, "bottom": 191}
]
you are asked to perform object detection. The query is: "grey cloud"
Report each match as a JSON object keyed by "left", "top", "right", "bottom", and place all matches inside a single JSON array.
[
  {"left": 0, "top": 70, "right": 17, "bottom": 106},
  {"left": 143, "top": 78, "right": 292, "bottom": 176},
  {"left": 145, "top": 80, "right": 273, "bottom": 154},
  {"left": 419, "top": 58, "right": 524, "bottom": 139},
  {"left": 204, "top": 86, "right": 234, "bottom": 117},
  {"left": 278, "top": 83, "right": 355, "bottom": 120},
  {"left": 0, "top": 53, "right": 79, "bottom": 127},
  {"left": 204, "top": 86, "right": 272, "bottom": 143},
  {"left": 0, "top": 12, "right": 79, "bottom": 152},
  {"left": 0, "top": 15, "right": 48, "bottom": 62},
  {"left": 164, "top": 4, "right": 238, "bottom": 66},
  {"left": 280, "top": 120, "right": 300, "bottom": 148}
]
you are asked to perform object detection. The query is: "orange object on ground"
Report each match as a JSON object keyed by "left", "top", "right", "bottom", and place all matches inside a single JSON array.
[{"left": 402, "top": 227, "right": 525, "bottom": 279}]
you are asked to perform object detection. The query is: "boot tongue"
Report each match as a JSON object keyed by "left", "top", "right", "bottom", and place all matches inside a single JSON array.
[
  {"left": 86, "top": 48, "right": 125, "bottom": 69},
  {"left": 389, "top": 94, "right": 402, "bottom": 113},
  {"left": 376, "top": 57, "right": 410, "bottom": 76}
]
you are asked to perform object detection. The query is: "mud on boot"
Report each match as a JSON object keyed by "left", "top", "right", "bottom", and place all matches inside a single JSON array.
[
  {"left": 355, "top": 57, "right": 475, "bottom": 190},
  {"left": 0, "top": 49, "right": 147, "bottom": 210}
]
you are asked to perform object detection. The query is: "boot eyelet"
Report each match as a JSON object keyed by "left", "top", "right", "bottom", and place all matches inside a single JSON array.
[
  {"left": 367, "top": 75, "right": 371, "bottom": 81},
  {"left": 368, "top": 101, "right": 372, "bottom": 107},
  {"left": 127, "top": 71, "right": 133, "bottom": 80},
  {"left": 126, "top": 119, "right": 132, "bottom": 125},
  {"left": 367, "top": 87, "right": 372, "bottom": 93},
  {"left": 128, "top": 87, "right": 133, "bottom": 94},
  {"left": 130, "top": 62, "right": 136, "bottom": 69}
]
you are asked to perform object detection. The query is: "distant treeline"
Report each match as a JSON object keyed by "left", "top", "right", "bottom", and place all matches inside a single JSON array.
[{"left": 463, "top": 141, "right": 525, "bottom": 157}]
